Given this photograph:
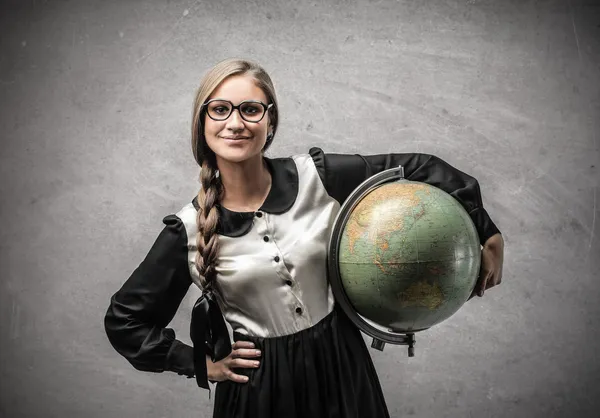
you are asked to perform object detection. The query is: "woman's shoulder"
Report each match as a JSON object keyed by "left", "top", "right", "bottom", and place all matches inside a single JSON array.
[
  {"left": 167, "top": 201, "right": 197, "bottom": 239},
  {"left": 264, "top": 147, "right": 326, "bottom": 169}
]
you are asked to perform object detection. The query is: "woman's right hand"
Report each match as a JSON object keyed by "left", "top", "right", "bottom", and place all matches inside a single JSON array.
[{"left": 206, "top": 341, "right": 261, "bottom": 383}]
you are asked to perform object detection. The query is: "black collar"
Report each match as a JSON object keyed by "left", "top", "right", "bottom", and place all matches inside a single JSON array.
[{"left": 192, "top": 156, "right": 299, "bottom": 237}]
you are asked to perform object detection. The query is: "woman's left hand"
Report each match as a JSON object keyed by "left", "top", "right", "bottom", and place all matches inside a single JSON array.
[{"left": 470, "top": 233, "right": 504, "bottom": 299}]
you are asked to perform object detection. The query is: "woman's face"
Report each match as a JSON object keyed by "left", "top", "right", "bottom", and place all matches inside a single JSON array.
[{"left": 203, "top": 74, "right": 272, "bottom": 166}]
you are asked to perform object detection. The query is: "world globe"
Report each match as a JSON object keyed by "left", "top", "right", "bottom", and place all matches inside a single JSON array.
[{"left": 328, "top": 167, "right": 481, "bottom": 355}]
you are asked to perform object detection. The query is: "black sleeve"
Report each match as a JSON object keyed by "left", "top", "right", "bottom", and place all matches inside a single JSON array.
[
  {"left": 104, "top": 214, "right": 195, "bottom": 378},
  {"left": 309, "top": 147, "right": 501, "bottom": 245}
]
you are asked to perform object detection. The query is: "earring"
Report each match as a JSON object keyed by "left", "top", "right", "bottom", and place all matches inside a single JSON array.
[
  {"left": 266, "top": 133, "right": 273, "bottom": 142},
  {"left": 215, "top": 169, "right": 220, "bottom": 179}
]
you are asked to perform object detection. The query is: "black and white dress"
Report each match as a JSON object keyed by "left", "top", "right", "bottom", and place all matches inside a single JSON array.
[{"left": 104, "top": 147, "right": 501, "bottom": 418}]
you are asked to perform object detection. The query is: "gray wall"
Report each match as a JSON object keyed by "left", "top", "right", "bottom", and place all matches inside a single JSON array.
[{"left": 1, "top": 0, "right": 598, "bottom": 417}]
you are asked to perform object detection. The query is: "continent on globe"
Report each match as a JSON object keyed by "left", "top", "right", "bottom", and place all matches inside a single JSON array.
[
  {"left": 398, "top": 281, "right": 444, "bottom": 310},
  {"left": 345, "top": 183, "right": 429, "bottom": 258}
]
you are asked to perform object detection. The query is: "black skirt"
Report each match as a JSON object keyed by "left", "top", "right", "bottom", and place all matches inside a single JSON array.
[{"left": 212, "top": 307, "right": 390, "bottom": 418}]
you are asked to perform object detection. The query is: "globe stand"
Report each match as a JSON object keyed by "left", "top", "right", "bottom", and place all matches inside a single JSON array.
[
  {"left": 371, "top": 333, "right": 415, "bottom": 357},
  {"left": 328, "top": 165, "right": 422, "bottom": 358}
]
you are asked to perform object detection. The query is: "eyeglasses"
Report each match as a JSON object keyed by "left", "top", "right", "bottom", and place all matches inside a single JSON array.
[{"left": 202, "top": 99, "right": 273, "bottom": 123}]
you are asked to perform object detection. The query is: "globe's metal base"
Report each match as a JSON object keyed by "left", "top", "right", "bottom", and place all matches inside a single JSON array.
[{"left": 371, "top": 333, "right": 415, "bottom": 357}]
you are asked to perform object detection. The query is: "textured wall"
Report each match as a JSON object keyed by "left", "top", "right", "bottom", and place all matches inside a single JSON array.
[{"left": 1, "top": 0, "right": 598, "bottom": 417}]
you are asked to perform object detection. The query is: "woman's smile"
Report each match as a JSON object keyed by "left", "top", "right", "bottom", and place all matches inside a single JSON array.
[{"left": 221, "top": 135, "right": 250, "bottom": 140}]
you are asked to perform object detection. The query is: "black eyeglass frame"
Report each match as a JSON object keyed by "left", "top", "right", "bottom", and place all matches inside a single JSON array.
[{"left": 202, "top": 99, "right": 274, "bottom": 123}]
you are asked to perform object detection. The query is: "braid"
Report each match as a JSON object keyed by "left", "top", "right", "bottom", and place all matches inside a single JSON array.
[{"left": 195, "top": 162, "right": 222, "bottom": 289}]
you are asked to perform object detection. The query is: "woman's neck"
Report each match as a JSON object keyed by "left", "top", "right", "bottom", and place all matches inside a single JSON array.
[{"left": 216, "top": 155, "right": 272, "bottom": 212}]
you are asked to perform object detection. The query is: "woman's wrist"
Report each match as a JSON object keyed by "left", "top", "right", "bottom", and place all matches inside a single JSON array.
[
  {"left": 484, "top": 232, "right": 503, "bottom": 250},
  {"left": 206, "top": 355, "right": 215, "bottom": 381}
]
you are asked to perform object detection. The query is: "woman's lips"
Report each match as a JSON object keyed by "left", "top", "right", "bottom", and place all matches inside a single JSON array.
[{"left": 222, "top": 136, "right": 250, "bottom": 140}]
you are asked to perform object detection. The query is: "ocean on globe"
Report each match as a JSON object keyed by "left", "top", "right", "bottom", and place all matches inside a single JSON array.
[{"left": 336, "top": 179, "right": 481, "bottom": 333}]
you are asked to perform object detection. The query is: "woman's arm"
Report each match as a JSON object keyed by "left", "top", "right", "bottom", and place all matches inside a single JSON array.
[
  {"left": 310, "top": 147, "right": 501, "bottom": 245},
  {"left": 104, "top": 214, "right": 195, "bottom": 378}
]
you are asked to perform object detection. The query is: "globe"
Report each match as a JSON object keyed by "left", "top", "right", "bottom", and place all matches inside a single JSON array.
[{"left": 328, "top": 169, "right": 481, "bottom": 351}]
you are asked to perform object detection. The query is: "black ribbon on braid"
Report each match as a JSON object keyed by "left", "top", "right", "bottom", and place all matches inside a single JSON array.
[{"left": 190, "top": 288, "right": 232, "bottom": 390}]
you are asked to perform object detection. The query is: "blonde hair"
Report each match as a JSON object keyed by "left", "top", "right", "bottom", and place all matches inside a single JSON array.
[{"left": 190, "top": 58, "right": 279, "bottom": 289}]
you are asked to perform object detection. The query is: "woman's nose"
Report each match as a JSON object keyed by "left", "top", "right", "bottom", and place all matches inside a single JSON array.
[{"left": 226, "top": 109, "right": 245, "bottom": 130}]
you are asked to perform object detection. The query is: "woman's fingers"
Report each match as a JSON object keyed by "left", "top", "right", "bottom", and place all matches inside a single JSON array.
[
  {"left": 229, "top": 357, "right": 261, "bottom": 369},
  {"left": 225, "top": 369, "right": 250, "bottom": 383},
  {"left": 487, "top": 272, "right": 501, "bottom": 288},
  {"left": 231, "top": 348, "right": 261, "bottom": 359},
  {"left": 477, "top": 272, "right": 490, "bottom": 297},
  {"left": 218, "top": 340, "right": 262, "bottom": 383},
  {"left": 223, "top": 359, "right": 257, "bottom": 383},
  {"left": 232, "top": 341, "right": 255, "bottom": 350},
  {"left": 231, "top": 341, "right": 261, "bottom": 360},
  {"left": 468, "top": 235, "right": 504, "bottom": 301}
]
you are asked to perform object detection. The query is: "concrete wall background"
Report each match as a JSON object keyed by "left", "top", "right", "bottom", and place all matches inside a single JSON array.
[{"left": 1, "top": 0, "right": 598, "bottom": 417}]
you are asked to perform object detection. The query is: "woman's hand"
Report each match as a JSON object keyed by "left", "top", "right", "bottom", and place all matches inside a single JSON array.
[
  {"left": 206, "top": 341, "right": 261, "bottom": 383},
  {"left": 470, "top": 233, "right": 504, "bottom": 299}
]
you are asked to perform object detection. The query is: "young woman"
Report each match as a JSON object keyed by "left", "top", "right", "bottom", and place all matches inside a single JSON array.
[{"left": 104, "top": 58, "right": 504, "bottom": 418}]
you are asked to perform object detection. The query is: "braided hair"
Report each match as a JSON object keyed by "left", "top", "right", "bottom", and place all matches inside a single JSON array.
[{"left": 190, "top": 58, "right": 279, "bottom": 289}]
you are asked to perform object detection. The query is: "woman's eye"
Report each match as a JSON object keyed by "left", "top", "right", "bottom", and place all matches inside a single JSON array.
[
  {"left": 242, "top": 105, "right": 260, "bottom": 115},
  {"left": 213, "top": 106, "right": 229, "bottom": 114}
]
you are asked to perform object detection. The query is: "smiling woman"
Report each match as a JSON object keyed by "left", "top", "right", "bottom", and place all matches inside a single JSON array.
[{"left": 103, "top": 58, "right": 503, "bottom": 418}]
